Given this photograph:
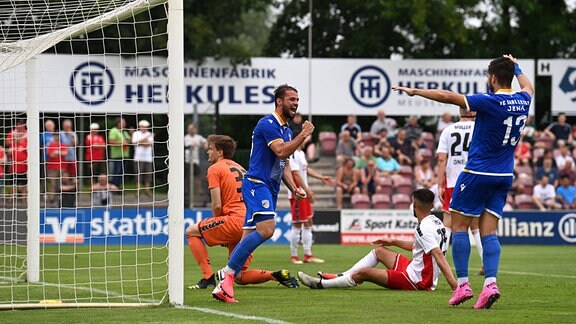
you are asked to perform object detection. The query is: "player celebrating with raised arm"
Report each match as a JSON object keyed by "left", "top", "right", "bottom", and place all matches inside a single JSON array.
[
  {"left": 393, "top": 54, "right": 533, "bottom": 309},
  {"left": 212, "top": 84, "right": 315, "bottom": 303},
  {"left": 436, "top": 109, "right": 484, "bottom": 275},
  {"left": 298, "top": 189, "right": 457, "bottom": 292},
  {"left": 185, "top": 135, "right": 298, "bottom": 290}
]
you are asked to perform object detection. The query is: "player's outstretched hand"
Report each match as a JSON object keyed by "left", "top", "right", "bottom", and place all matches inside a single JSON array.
[
  {"left": 294, "top": 187, "right": 307, "bottom": 201},
  {"left": 301, "top": 120, "right": 315, "bottom": 137},
  {"left": 321, "top": 176, "right": 335, "bottom": 186},
  {"left": 391, "top": 86, "right": 416, "bottom": 96},
  {"left": 371, "top": 237, "right": 394, "bottom": 246},
  {"left": 503, "top": 54, "right": 517, "bottom": 63}
]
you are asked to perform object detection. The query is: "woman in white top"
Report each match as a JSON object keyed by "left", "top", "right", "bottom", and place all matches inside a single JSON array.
[
  {"left": 132, "top": 120, "right": 154, "bottom": 197},
  {"left": 414, "top": 159, "right": 436, "bottom": 190}
]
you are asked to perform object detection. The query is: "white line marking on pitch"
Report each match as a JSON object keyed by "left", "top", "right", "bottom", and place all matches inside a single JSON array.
[
  {"left": 448, "top": 269, "right": 576, "bottom": 279},
  {"left": 176, "top": 305, "right": 292, "bottom": 324},
  {"left": 499, "top": 270, "right": 576, "bottom": 279},
  {"left": 1, "top": 277, "right": 291, "bottom": 324}
]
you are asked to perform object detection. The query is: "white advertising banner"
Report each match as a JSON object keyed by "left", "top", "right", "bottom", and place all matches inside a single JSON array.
[
  {"left": 537, "top": 59, "right": 576, "bottom": 114},
  {"left": 0, "top": 55, "right": 535, "bottom": 116},
  {"left": 340, "top": 209, "right": 418, "bottom": 244}
]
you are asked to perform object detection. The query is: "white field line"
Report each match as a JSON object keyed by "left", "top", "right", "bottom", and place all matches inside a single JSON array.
[
  {"left": 447, "top": 269, "right": 576, "bottom": 279},
  {"left": 0, "top": 277, "right": 292, "bottom": 323}
]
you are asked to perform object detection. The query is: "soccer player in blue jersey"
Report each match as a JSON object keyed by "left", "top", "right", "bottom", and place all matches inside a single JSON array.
[
  {"left": 392, "top": 54, "right": 533, "bottom": 309},
  {"left": 212, "top": 84, "right": 315, "bottom": 303}
]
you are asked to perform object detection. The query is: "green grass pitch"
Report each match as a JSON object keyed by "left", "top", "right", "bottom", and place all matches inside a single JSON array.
[{"left": 1, "top": 244, "right": 575, "bottom": 323}]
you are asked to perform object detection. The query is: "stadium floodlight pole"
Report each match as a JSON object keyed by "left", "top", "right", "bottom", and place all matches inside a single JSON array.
[
  {"left": 167, "top": 0, "right": 185, "bottom": 306},
  {"left": 307, "top": 0, "right": 313, "bottom": 123},
  {"left": 26, "top": 57, "right": 40, "bottom": 283}
]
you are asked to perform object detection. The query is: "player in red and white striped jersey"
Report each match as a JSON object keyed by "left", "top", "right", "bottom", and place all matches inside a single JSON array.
[{"left": 298, "top": 189, "right": 457, "bottom": 291}]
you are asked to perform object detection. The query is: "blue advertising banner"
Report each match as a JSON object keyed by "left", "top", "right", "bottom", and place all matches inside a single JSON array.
[
  {"left": 498, "top": 212, "right": 576, "bottom": 245},
  {"left": 39, "top": 208, "right": 293, "bottom": 245}
]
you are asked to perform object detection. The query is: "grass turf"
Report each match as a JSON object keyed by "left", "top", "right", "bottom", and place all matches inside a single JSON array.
[{"left": 1, "top": 244, "right": 575, "bottom": 323}]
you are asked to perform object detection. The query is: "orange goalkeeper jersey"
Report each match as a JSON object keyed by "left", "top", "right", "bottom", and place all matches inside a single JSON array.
[{"left": 206, "top": 159, "right": 246, "bottom": 218}]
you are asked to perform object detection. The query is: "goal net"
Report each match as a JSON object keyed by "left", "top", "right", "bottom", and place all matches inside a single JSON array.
[{"left": 0, "top": 0, "right": 185, "bottom": 309}]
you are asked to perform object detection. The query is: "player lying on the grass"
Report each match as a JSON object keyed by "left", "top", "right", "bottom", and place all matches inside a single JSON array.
[
  {"left": 185, "top": 134, "right": 298, "bottom": 290},
  {"left": 298, "top": 188, "right": 457, "bottom": 291}
]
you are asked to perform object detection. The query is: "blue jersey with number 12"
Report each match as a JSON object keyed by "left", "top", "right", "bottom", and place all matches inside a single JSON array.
[{"left": 464, "top": 89, "right": 531, "bottom": 175}]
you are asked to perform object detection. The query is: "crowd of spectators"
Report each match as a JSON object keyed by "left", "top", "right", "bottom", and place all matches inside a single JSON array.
[
  {"left": 325, "top": 110, "right": 576, "bottom": 211},
  {"left": 0, "top": 117, "right": 157, "bottom": 208}
]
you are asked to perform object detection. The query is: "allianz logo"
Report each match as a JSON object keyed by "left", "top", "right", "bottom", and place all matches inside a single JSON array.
[{"left": 498, "top": 214, "right": 576, "bottom": 243}]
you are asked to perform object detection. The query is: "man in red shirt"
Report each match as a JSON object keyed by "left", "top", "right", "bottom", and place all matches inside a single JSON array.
[
  {"left": 46, "top": 132, "right": 68, "bottom": 205},
  {"left": 85, "top": 123, "right": 107, "bottom": 182},
  {"left": 10, "top": 134, "right": 28, "bottom": 204}
]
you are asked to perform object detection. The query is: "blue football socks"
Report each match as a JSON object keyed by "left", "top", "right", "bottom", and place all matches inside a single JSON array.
[
  {"left": 452, "top": 231, "right": 471, "bottom": 279},
  {"left": 228, "top": 231, "right": 266, "bottom": 274},
  {"left": 481, "top": 234, "right": 501, "bottom": 279}
]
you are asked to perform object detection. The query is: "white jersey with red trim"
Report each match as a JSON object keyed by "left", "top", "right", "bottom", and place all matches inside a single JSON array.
[
  {"left": 287, "top": 149, "right": 308, "bottom": 199},
  {"left": 406, "top": 215, "right": 448, "bottom": 290},
  {"left": 436, "top": 121, "right": 475, "bottom": 188}
]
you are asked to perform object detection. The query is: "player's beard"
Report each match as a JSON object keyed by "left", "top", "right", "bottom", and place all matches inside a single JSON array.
[{"left": 282, "top": 102, "right": 297, "bottom": 120}]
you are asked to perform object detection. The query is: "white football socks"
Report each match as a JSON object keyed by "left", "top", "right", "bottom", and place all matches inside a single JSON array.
[
  {"left": 290, "top": 227, "right": 301, "bottom": 257},
  {"left": 302, "top": 227, "right": 313, "bottom": 255},
  {"left": 321, "top": 273, "right": 357, "bottom": 288},
  {"left": 342, "top": 249, "right": 378, "bottom": 276}
]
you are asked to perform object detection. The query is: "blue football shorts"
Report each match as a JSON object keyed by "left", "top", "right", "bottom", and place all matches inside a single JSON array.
[
  {"left": 242, "top": 178, "right": 277, "bottom": 229},
  {"left": 449, "top": 171, "right": 513, "bottom": 218}
]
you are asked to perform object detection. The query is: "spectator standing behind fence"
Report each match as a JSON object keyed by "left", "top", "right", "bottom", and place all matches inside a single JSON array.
[
  {"left": 340, "top": 114, "right": 361, "bottom": 140},
  {"left": 85, "top": 123, "right": 107, "bottom": 181},
  {"left": 132, "top": 120, "right": 154, "bottom": 197},
  {"left": 60, "top": 119, "right": 78, "bottom": 177},
  {"left": 92, "top": 174, "right": 118, "bottom": 207},
  {"left": 184, "top": 123, "right": 207, "bottom": 204},
  {"left": 6, "top": 119, "right": 27, "bottom": 149},
  {"left": 108, "top": 118, "right": 131, "bottom": 188},
  {"left": 543, "top": 112, "right": 572, "bottom": 146},
  {"left": 40, "top": 119, "right": 56, "bottom": 163},
  {"left": 10, "top": 130, "right": 28, "bottom": 204},
  {"left": 46, "top": 132, "right": 68, "bottom": 205}
]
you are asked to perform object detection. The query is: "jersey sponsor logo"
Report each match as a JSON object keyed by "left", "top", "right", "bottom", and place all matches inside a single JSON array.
[
  {"left": 349, "top": 65, "right": 391, "bottom": 108},
  {"left": 70, "top": 61, "right": 115, "bottom": 106},
  {"left": 558, "top": 214, "right": 576, "bottom": 243}
]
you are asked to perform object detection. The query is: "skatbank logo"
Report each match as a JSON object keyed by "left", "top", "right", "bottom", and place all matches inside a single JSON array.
[
  {"left": 40, "top": 210, "right": 196, "bottom": 244},
  {"left": 40, "top": 216, "right": 84, "bottom": 244}
]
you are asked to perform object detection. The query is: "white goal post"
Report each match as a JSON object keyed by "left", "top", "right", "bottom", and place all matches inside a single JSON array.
[{"left": 0, "top": 0, "right": 184, "bottom": 309}]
